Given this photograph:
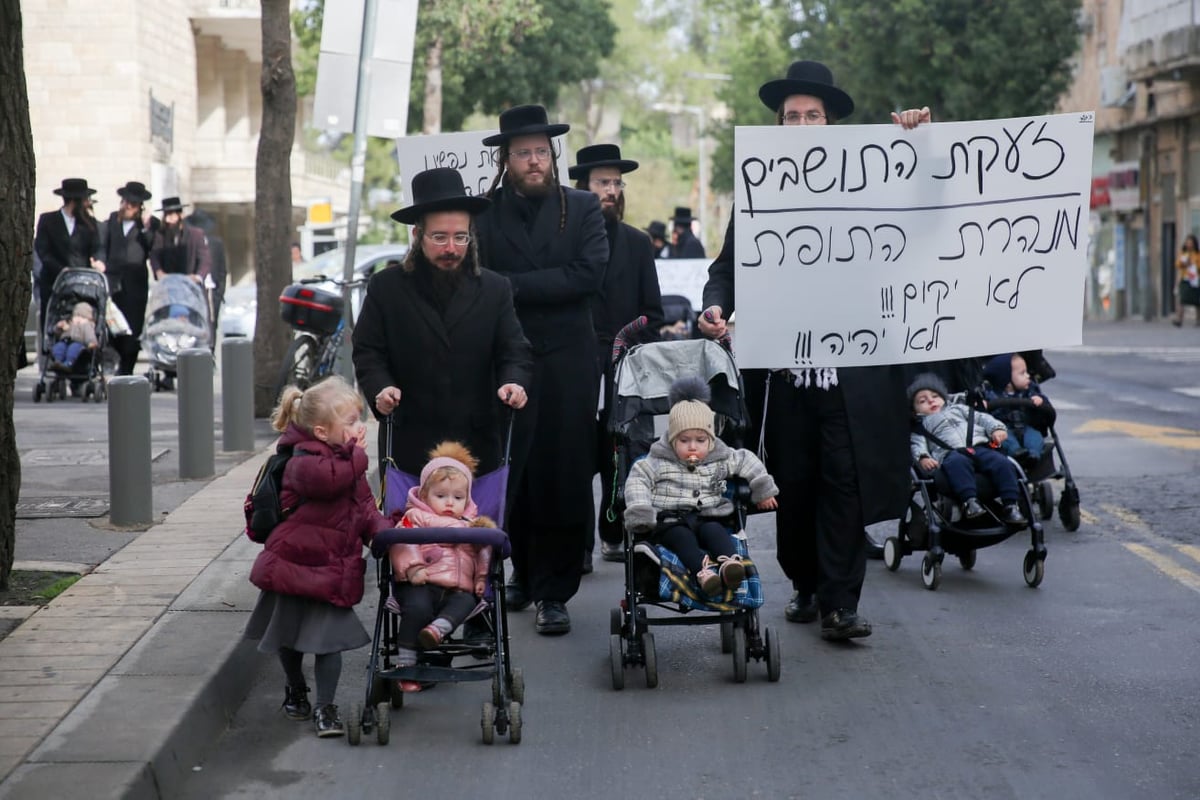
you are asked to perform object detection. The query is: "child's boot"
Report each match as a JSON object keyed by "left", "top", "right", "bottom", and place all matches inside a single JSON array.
[
  {"left": 314, "top": 704, "right": 344, "bottom": 738},
  {"left": 282, "top": 684, "right": 311, "bottom": 720},
  {"left": 696, "top": 556, "right": 722, "bottom": 596},
  {"left": 1000, "top": 501, "right": 1026, "bottom": 525},
  {"left": 717, "top": 554, "right": 745, "bottom": 588},
  {"left": 962, "top": 498, "right": 986, "bottom": 519}
]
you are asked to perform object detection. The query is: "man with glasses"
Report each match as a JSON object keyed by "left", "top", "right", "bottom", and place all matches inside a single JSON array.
[
  {"left": 698, "top": 60, "right": 930, "bottom": 642},
  {"left": 474, "top": 105, "right": 608, "bottom": 635},
  {"left": 570, "top": 143, "right": 665, "bottom": 571},
  {"left": 100, "top": 181, "right": 159, "bottom": 375},
  {"left": 354, "top": 166, "right": 531, "bottom": 487}
]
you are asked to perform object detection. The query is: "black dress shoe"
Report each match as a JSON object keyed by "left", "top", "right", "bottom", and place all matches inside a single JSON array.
[
  {"left": 534, "top": 601, "right": 571, "bottom": 635},
  {"left": 784, "top": 591, "right": 819, "bottom": 623},
  {"left": 820, "top": 609, "right": 872, "bottom": 641},
  {"left": 600, "top": 541, "right": 625, "bottom": 562},
  {"left": 505, "top": 578, "right": 531, "bottom": 611}
]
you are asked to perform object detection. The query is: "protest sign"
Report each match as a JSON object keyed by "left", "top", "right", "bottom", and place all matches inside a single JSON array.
[
  {"left": 655, "top": 258, "right": 709, "bottom": 311},
  {"left": 395, "top": 130, "right": 570, "bottom": 201},
  {"left": 732, "top": 112, "right": 1095, "bottom": 369}
]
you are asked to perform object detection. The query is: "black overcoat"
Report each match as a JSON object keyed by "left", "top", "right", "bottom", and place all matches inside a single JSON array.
[
  {"left": 100, "top": 212, "right": 156, "bottom": 338},
  {"left": 592, "top": 220, "right": 665, "bottom": 363},
  {"left": 352, "top": 265, "right": 533, "bottom": 479},
  {"left": 33, "top": 210, "right": 103, "bottom": 320},
  {"left": 474, "top": 185, "right": 608, "bottom": 527},
  {"left": 703, "top": 218, "right": 910, "bottom": 525}
]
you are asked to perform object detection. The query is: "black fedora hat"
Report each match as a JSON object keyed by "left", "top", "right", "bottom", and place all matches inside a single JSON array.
[
  {"left": 758, "top": 60, "right": 855, "bottom": 120},
  {"left": 481, "top": 104, "right": 570, "bottom": 147},
  {"left": 53, "top": 178, "right": 96, "bottom": 198},
  {"left": 567, "top": 143, "right": 639, "bottom": 180},
  {"left": 116, "top": 181, "right": 152, "bottom": 203},
  {"left": 391, "top": 167, "right": 491, "bottom": 225},
  {"left": 646, "top": 220, "right": 667, "bottom": 240},
  {"left": 670, "top": 206, "right": 697, "bottom": 224},
  {"left": 157, "top": 196, "right": 189, "bottom": 213}
]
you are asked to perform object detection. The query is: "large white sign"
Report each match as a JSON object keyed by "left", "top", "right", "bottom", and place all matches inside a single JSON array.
[
  {"left": 655, "top": 258, "right": 709, "bottom": 311},
  {"left": 733, "top": 112, "right": 1096, "bottom": 369},
  {"left": 395, "top": 130, "right": 570, "bottom": 202}
]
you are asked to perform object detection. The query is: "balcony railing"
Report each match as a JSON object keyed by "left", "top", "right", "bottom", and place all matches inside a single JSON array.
[{"left": 1119, "top": 0, "right": 1200, "bottom": 78}]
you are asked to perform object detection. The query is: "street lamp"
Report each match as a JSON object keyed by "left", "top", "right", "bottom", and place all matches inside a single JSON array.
[{"left": 653, "top": 102, "right": 708, "bottom": 250}]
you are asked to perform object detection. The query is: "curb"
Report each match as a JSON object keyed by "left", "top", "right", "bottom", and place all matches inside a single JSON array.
[{"left": 0, "top": 449, "right": 270, "bottom": 800}]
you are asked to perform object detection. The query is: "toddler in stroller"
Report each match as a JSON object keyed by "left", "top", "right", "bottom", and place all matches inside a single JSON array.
[
  {"left": 980, "top": 353, "right": 1055, "bottom": 463},
  {"left": 387, "top": 442, "right": 497, "bottom": 693},
  {"left": 50, "top": 302, "right": 98, "bottom": 372}
]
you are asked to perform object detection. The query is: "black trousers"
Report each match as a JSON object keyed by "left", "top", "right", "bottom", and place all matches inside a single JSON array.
[
  {"left": 657, "top": 517, "right": 736, "bottom": 574},
  {"left": 112, "top": 334, "right": 140, "bottom": 376},
  {"left": 393, "top": 584, "right": 478, "bottom": 649},
  {"left": 766, "top": 378, "right": 867, "bottom": 614}
]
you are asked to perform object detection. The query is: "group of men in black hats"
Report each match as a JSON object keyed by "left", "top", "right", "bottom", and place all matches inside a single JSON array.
[
  {"left": 644, "top": 207, "right": 706, "bottom": 260},
  {"left": 31, "top": 179, "right": 226, "bottom": 378}
]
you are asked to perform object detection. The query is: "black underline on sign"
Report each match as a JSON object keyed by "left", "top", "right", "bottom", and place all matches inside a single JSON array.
[{"left": 739, "top": 191, "right": 1083, "bottom": 215}]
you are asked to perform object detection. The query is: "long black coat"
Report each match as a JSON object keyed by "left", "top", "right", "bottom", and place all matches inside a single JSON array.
[
  {"left": 703, "top": 218, "right": 909, "bottom": 525},
  {"left": 592, "top": 219, "right": 665, "bottom": 365},
  {"left": 352, "top": 265, "right": 533, "bottom": 478},
  {"left": 100, "top": 212, "right": 157, "bottom": 338},
  {"left": 33, "top": 210, "right": 103, "bottom": 321},
  {"left": 474, "top": 185, "right": 608, "bottom": 528}
]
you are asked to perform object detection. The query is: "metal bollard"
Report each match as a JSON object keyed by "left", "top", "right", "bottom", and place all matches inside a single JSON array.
[
  {"left": 177, "top": 348, "right": 215, "bottom": 479},
  {"left": 108, "top": 376, "right": 153, "bottom": 526},
  {"left": 221, "top": 338, "right": 255, "bottom": 452}
]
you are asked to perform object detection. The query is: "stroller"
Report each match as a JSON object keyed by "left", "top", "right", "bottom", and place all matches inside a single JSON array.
[
  {"left": 141, "top": 274, "right": 211, "bottom": 391},
  {"left": 881, "top": 384, "right": 1048, "bottom": 591},
  {"left": 606, "top": 318, "right": 780, "bottom": 688},
  {"left": 659, "top": 293, "right": 696, "bottom": 340},
  {"left": 33, "top": 268, "right": 111, "bottom": 403},
  {"left": 356, "top": 415, "right": 524, "bottom": 746}
]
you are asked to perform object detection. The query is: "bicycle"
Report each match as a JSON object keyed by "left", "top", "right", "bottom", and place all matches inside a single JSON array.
[{"left": 275, "top": 274, "right": 367, "bottom": 399}]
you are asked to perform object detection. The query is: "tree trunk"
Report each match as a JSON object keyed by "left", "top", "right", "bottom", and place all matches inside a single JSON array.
[
  {"left": 0, "top": 0, "right": 34, "bottom": 591},
  {"left": 254, "top": 0, "right": 298, "bottom": 417},
  {"left": 422, "top": 33, "right": 443, "bottom": 135}
]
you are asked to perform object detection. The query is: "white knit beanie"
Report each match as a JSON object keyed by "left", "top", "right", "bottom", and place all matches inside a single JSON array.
[{"left": 666, "top": 376, "right": 715, "bottom": 443}]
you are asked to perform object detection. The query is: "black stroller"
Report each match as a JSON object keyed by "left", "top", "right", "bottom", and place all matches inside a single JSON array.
[
  {"left": 356, "top": 415, "right": 524, "bottom": 746},
  {"left": 605, "top": 318, "right": 780, "bottom": 688},
  {"left": 882, "top": 386, "right": 1048, "bottom": 591},
  {"left": 659, "top": 293, "right": 696, "bottom": 340},
  {"left": 33, "top": 268, "right": 111, "bottom": 403}
]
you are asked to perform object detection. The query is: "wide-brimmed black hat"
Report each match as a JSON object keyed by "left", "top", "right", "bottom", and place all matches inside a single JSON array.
[
  {"left": 670, "top": 206, "right": 697, "bottom": 224},
  {"left": 116, "top": 181, "right": 152, "bottom": 203},
  {"left": 481, "top": 104, "right": 570, "bottom": 147},
  {"left": 157, "top": 196, "right": 189, "bottom": 213},
  {"left": 391, "top": 167, "right": 491, "bottom": 225},
  {"left": 53, "top": 178, "right": 96, "bottom": 198},
  {"left": 567, "top": 143, "right": 639, "bottom": 180},
  {"left": 758, "top": 60, "right": 855, "bottom": 120},
  {"left": 646, "top": 220, "right": 667, "bottom": 240}
]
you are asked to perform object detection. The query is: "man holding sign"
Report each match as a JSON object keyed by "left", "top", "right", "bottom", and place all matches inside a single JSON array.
[{"left": 699, "top": 61, "right": 930, "bottom": 641}]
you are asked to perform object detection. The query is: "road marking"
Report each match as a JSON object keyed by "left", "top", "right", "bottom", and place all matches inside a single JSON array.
[
  {"left": 1175, "top": 545, "right": 1200, "bottom": 566},
  {"left": 1079, "top": 508, "right": 1101, "bottom": 526},
  {"left": 1100, "top": 503, "right": 1152, "bottom": 532},
  {"left": 1075, "top": 419, "right": 1200, "bottom": 450},
  {"left": 1174, "top": 387, "right": 1200, "bottom": 398},
  {"left": 1123, "top": 543, "right": 1200, "bottom": 595}
]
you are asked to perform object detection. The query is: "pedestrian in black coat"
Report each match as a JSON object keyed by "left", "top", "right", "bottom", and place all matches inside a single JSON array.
[
  {"left": 474, "top": 105, "right": 609, "bottom": 636},
  {"left": 570, "top": 143, "right": 665, "bottom": 566},
  {"left": 353, "top": 168, "right": 533, "bottom": 480},
  {"left": 101, "top": 181, "right": 158, "bottom": 375},
  {"left": 34, "top": 178, "right": 105, "bottom": 326},
  {"left": 699, "top": 60, "right": 931, "bottom": 641},
  {"left": 668, "top": 207, "right": 706, "bottom": 259}
]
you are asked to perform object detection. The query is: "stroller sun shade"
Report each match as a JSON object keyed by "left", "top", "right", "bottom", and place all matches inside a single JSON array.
[{"left": 610, "top": 338, "right": 746, "bottom": 433}]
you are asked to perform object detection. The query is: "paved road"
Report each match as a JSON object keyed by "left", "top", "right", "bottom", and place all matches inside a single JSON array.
[{"left": 177, "top": 323, "right": 1200, "bottom": 799}]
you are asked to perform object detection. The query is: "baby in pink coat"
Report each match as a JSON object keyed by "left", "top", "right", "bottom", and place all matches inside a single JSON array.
[{"left": 389, "top": 441, "right": 495, "bottom": 691}]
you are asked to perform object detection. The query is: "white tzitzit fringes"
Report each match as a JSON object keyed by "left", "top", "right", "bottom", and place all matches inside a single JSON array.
[{"left": 786, "top": 367, "right": 839, "bottom": 390}]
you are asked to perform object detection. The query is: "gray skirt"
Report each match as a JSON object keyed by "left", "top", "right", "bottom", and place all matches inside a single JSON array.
[{"left": 244, "top": 591, "right": 370, "bottom": 655}]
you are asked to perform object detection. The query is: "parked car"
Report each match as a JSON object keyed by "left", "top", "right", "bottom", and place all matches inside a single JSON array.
[{"left": 219, "top": 244, "right": 407, "bottom": 340}]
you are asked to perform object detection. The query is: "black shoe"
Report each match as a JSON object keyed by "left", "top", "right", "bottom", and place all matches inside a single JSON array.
[
  {"left": 600, "top": 541, "right": 625, "bottom": 562},
  {"left": 282, "top": 684, "right": 311, "bottom": 720},
  {"left": 582, "top": 548, "right": 594, "bottom": 575},
  {"left": 1000, "top": 502, "right": 1027, "bottom": 525},
  {"left": 820, "top": 609, "right": 872, "bottom": 641},
  {"left": 313, "top": 704, "right": 344, "bottom": 738},
  {"left": 784, "top": 591, "right": 819, "bottom": 623},
  {"left": 534, "top": 600, "right": 571, "bottom": 635},
  {"left": 505, "top": 576, "right": 531, "bottom": 611},
  {"left": 962, "top": 498, "right": 987, "bottom": 519},
  {"left": 461, "top": 614, "right": 492, "bottom": 645}
]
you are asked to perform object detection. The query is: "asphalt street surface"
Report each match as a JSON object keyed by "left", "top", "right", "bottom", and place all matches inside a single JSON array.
[{"left": 175, "top": 322, "right": 1200, "bottom": 800}]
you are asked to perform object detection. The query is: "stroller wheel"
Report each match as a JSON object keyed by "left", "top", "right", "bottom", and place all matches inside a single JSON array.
[
  {"left": 507, "top": 701, "right": 522, "bottom": 744},
  {"left": 731, "top": 626, "right": 748, "bottom": 684},
  {"left": 609, "top": 634, "right": 625, "bottom": 691},
  {"left": 33, "top": 382, "right": 44, "bottom": 403},
  {"left": 481, "top": 702, "right": 496, "bottom": 745},
  {"left": 958, "top": 550, "right": 977, "bottom": 571},
  {"left": 1059, "top": 500, "right": 1081, "bottom": 532},
  {"left": 510, "top": 667, "right": 525, "bottom": 705},
  {"left": 346, "top": 702, "right": 363, "bottom": 746},
  {"left": 883, "top": 537, "right": 903, "bottom": 572},
  {"left": 1036, "top": 482, "right": 1054, "bottom": 520},
  {"left": 609, "top": 606, "right": 623, "bottom": 637},
  {"left": 388, "top": 679, "right": 405, "bottom": 709},
  {"left": 1023, "top": 550, "right": 1045, "bottom": 588},
  {"left": 83, "top": 382, "right": 95, "bottom": 402},
  {"left": 375, "top": 703, "right": 390, "bottom": 746},
  {"left": 719, "top": 617, "right": 734, "bottom": 653},
  {"left": 642, "top": 632, "right": 658, "bottom": 689},
  {"left": 921, "top": 554, "right": 942, "bottom": 591},
  {"left": 764, "top": 626, "right": 781, "bottom": 683}
]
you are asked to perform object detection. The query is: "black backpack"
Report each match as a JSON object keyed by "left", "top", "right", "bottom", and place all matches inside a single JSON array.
[{"left": 243, "top": 445, "right": 301, "bottom": 543}]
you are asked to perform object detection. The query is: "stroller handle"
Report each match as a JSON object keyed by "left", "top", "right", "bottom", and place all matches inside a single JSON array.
[
  {"left": 382, "top": 405, "right": 517, "bottom": 468},
  {"left": 611, "top": 316, "right": 649, "bottom": 365}
]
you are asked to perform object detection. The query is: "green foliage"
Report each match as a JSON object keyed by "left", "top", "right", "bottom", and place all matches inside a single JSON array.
[{"left": 291, "top": 0, "right": 323, "bottom": 98}]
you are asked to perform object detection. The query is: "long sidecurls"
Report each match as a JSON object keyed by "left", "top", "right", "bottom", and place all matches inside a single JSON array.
[{"left": 486, "top": 141, "right": 568, "bottom": 233}]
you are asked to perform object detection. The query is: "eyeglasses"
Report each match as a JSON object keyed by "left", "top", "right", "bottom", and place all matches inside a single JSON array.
[
  {"left": 590, "top": 178, "right": 626, "bottom": 190},
  {"left": 424, "top": 232, "right": 471, "bottom": 246},
  {"left": 510, "top": 147, "right": 553, "bottom": 162},
  {"left": 782, "top": 111, "right": 827, "bottom": 125}
]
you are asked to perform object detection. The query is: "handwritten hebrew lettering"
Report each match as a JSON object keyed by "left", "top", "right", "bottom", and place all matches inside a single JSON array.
[{"left": 733, "top": 113, "right": 1093, "bottom": 368}]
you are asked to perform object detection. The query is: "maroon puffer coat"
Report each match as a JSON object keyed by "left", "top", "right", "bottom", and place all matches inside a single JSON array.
[{"left": 249, "top": 424, "right": 391, "bottom": 607}]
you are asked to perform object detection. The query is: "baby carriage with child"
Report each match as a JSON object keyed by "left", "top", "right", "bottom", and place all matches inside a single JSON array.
[
  {"left": 141, "top": 273, "right": 211, "bottom": 391},
  {"left": 882, "top": 371, "right": 1048, "bottom": 591},
  {"left": 33, "top": 267, "right": 111, "bottom": 403},
  {"left": 605, "top": 318, "right": 781, "bottom": 689},
  {"left": 356, "top": 416, "right": 524, "bottom": 746}
]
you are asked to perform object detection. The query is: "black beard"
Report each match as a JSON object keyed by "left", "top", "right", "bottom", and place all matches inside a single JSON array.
[
  {"left": 600, "top": 203, "right": 621, "bottom": 224},
  {"left": 512, "top": 170, "right": 552, "bottom": 197}
]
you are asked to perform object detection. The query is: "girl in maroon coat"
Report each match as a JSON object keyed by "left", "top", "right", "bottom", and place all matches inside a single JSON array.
[
  {"left": 388, "top": 441, "right": 495, "bottom": 692},
  {"left": 244, "top": 376, "right": 391, "bottom": 738}
]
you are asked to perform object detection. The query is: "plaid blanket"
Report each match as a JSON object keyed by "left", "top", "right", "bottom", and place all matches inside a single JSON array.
[{"left": 649, "top": 532, "right": 764, "bottom": 611}]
